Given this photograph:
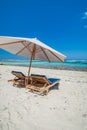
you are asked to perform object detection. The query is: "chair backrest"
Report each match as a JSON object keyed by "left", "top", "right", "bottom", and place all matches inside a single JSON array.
[
  {"left": 31, "top": 74, "right": 51, "bottom": 85},
  {"left": 12, "top": 71, "right": 25, "bottom": 79},
  {"left": 48, "top": 78, "right": 60, "bottom": 83}
]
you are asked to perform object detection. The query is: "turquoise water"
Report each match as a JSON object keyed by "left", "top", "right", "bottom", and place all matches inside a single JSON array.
[{"left": 0, "top": 60, "right": 87, "bottom": 71}]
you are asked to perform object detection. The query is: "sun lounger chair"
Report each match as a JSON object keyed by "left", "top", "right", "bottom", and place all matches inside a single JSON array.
[
  {"left": 8, "top": 72, "right": 60, "bottom": 95},
  {"left": 8, "top": 71, "right": 30, "bottom": 86},
  {"left": 26, "top": 74, "right": 60, "bottom": 95}
]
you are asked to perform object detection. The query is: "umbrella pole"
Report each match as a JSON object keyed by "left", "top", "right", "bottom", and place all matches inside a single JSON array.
[
  {"left": 25, "top": 55, "right": 33, "bottom": 87},
  {"left": 28, "top": 44, "right": 35, "bottom": 77},
  {"left": 28, "top": 52, "right": 33, "bottom": 77}
]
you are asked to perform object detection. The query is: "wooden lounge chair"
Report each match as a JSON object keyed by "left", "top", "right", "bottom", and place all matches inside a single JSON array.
[
  {"left": 26, "top": 74, "right": 60, "bottom": 95},
  {"left": 8, "top": 71, "right": 30, "bottom": 86},
  {"left": 8, "top": 72, "right": 60, "bottom": 95}
]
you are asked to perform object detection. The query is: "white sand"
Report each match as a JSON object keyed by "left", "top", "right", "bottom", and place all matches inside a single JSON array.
[{"left": 0, "top": 65, "right": 87, "bottom": 130}]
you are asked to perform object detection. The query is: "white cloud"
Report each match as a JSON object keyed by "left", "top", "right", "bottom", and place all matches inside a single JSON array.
[
  {"left": 81, "top": 12, "right": 87, "bottom": 20},
  {"left": 84, "top": 12, "right": 87, "bottom": 16},
  {"left": 81, "top": 12, "right": 87, "bottom": 29}
]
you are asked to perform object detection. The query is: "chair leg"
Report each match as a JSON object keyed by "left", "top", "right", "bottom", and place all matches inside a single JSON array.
[{"left": 40, "top": 89, "right": 48, "bottom": 95}]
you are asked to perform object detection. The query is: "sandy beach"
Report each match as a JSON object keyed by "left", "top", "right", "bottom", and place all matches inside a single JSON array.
[{"left": 0, "top": 65, "right": 87, "bottom": 130}]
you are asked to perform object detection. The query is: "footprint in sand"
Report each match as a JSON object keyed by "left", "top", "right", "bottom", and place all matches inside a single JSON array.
[{"left": 82, "top": 114, "right": 87, "bottom": 118}]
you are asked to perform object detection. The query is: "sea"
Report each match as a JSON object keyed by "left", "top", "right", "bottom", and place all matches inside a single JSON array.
[{"left": 0, "top": 59, "right": 87, "bottom": 71}]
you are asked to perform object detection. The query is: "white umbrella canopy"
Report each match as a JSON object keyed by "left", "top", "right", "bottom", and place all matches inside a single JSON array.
[{"left": 0, "top": 36, "right": 66, "bottom": 76}]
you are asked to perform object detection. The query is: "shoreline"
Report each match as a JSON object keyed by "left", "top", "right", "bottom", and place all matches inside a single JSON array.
[
  {"left": 0, "top": 64, "right": 87, "bottom": 72},
  {"left": 0, "top": 59, "right": 87, "bottom": 72}
]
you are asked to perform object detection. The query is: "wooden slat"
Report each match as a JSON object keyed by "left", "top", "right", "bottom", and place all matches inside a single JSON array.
[{"left": 30, "top": 76, "right": 50, "bottom": 85}]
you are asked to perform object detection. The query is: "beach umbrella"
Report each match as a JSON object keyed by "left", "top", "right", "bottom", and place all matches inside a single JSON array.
[{"left": 0, "top": 36, "right": 66, "bottom": 76}]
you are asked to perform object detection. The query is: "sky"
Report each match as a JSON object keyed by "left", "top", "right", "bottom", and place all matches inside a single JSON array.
[{"left": 0, "top": 0, "right": 87, "bottom": 60}]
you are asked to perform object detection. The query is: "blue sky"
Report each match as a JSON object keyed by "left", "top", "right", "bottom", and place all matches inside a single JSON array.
[{"left": 0, "top": 0, "right": 87, "bottom": 60}]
